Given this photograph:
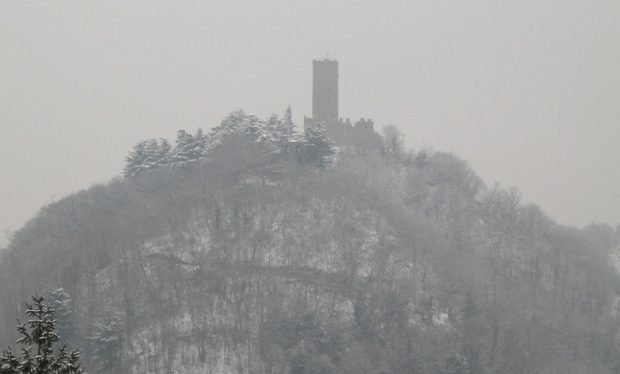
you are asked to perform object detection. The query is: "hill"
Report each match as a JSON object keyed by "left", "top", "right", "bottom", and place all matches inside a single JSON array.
[{"left": 1, "top": 111, "right": 619, "bottom": 374}]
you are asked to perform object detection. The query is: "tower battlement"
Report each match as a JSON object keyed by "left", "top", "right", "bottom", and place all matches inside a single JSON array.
[{"left": 306, "top": 59, "right": 382, "bottom": 149}]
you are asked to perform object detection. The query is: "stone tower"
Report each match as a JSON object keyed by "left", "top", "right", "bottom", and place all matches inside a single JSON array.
[{"left": 312, "top": 59, "right": 338, "bottom": 123}]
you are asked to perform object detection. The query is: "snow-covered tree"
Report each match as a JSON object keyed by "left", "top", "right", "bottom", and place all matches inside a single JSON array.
[
  {"left": 46, "top": 288, "right": 75, "bottom": 347},
  {"left": 301, "top": 123, "right": 335, "bottom": 168},
  {"left": 280, "top": 106, "right": 296, "bottom": 142},
  {"left": 155, "top": 138, "right": 172, "bottom": 166},
  {"left": 124, "top": 138, "right": 171, "bottom": 177},
  {"left": 171, "top": 129, "right": 209, "bottom": 167},
  {"left": 122, "top": 108, "right": 306, "bottom": 176},
  {"left": 270, "top": 106, "right": 299, "bottom": 156},
  {"left": 245, "top": 114, "right": 264, "bottom": 140},
  {"left": 0, "top": 296, "right": 83, "bottom": 373},
  {"left": 87, "top": 309, "right": 122, "bottom": 374},
  {"left": 265, "top": 113, "right": 280, "bottom": 136},
  {"left": 124, "top": 141, "right": 148, "bottom": 177},
  {"left": 212, "top": 110, "right": 249, "bottom": 141},
  {"left": 193, "top": 128, "right": 208, "bottom": 157},
  {"left": 210, "top": 110, "right": 277, "bottom": 152},
  {"left": 170, "top": 130, "right": 194, "bottom": 167}
]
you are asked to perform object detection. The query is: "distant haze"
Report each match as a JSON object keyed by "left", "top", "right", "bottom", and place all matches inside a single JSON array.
[{"left": 1, "top": 0, "right": 619, "bottom": 246}]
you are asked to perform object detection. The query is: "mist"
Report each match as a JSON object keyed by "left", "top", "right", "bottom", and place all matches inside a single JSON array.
[
  {"left": 2, "top": 1, "right": 619, "bottom": 242},
  {"left": 1, "top": 1, "right": 620, "bottom": 373}
]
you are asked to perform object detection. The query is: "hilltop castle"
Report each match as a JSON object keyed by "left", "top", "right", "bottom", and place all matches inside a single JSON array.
[{"left": 304, "top": 59, "right": 381, "bottom": 149}]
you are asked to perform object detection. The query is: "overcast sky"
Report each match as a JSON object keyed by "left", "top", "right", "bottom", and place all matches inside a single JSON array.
[{"left": 1, "top": 0, "right": 619, "bottom": 246}]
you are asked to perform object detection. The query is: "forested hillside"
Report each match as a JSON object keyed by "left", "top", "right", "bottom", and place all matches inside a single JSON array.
[{"left": 1, "top": 110, "right": 619, "bottom": 374}]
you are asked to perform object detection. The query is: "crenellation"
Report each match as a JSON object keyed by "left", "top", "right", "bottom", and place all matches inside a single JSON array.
[{"left": 308, "top": 59, "right": 381, "bottom": 149}]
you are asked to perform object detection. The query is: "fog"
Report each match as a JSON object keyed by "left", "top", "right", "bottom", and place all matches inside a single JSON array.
[
  {"left": 1, "top": 0, "right": 619, "bottom": 245},
  {"left": 3, "top": 3, "right": 620, "bottom": 372}
]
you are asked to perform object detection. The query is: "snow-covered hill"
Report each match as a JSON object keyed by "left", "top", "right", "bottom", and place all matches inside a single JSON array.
[{"left": 1, "top": 116, "right": 619, "bottom": 374}]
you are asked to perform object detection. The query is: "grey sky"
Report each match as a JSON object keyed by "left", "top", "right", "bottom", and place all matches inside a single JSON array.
[{"left": 1, "top": 0, "right": 619, "bottom": 246}]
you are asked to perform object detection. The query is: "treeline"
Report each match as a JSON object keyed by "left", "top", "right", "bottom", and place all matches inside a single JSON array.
[
  {"left": 124, "top": 108, "right": 336, "bottom": 177},
  {"left": 0, "top": 111, "right": 619, "bottom": 374}
]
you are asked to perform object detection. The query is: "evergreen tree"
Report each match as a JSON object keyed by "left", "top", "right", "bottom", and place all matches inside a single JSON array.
[
  {"left": 171, "top": 129, "right": 209, "bottom": 167},
  {"left": 45, "top": 289, "right": 75, "bottom": 347},
  {"left": 155, "top": 138, "right": 172, "bottom": 167},
  {"left": 123, "top": 141, "right": 148, "bottom": 177},
  {"left": 0, "top": 296, "right": 83, "bottom": 374},
  {"left": 211, "top": 110, "right": 280, "bottom": 152},
  {"left": 124, "top": 138, "right": 171, "bottom": 177},
  {"left": 280, "top": 106, "right": 295, "bottom": 141},
  {"left": 171, "top": 130, "right": 194, "bottom": 167},
  {"left": 244, "top": 114, "right": 264, "bottom": 140},
  {"left": 301, "top": 123, "right": 335, "bottom": 168},
  {"left": 273, "top": 106, "right": 298, "bottom": 156},
  {"left": 265, "top": 113, "right": 280, "bottom": 138},
  {"left": 192, "top": 128, "right": 209, "bottom": 161},
  {"left": 218, "top": 110, "right": 247, "bottom": 135}
]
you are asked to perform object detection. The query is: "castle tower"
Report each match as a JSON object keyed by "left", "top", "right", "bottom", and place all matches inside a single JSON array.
[{"left": 312, "top": 59, "right": 338, "bottom": 123}]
